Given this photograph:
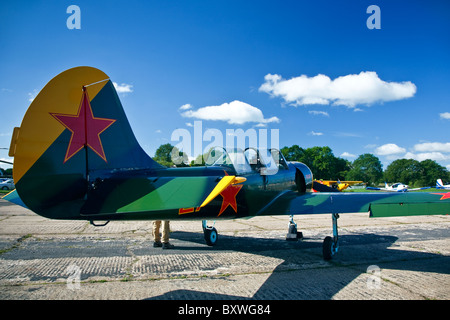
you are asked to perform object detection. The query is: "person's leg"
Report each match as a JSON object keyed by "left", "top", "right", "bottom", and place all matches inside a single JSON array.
[
  {"left": 152, "top": 221, "right": 162, "bottom": 247},
  {"left": 162, "top": 221, "right": 174, "bottom": 249}
]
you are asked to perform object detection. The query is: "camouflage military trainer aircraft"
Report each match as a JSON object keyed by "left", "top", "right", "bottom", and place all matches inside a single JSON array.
[{"left": 4, "top": 67, "right": 450, "bottom": 260}]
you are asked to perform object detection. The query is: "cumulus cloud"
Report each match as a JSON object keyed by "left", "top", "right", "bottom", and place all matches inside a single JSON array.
[
  {"left": 404, "top": 152, "right": 450, "bottom": 162},
  {"left": 113, "top": 82, "right": 133, "bottom": 94},
  {"left": 179, "top": 104, "right": 193, "bottom": 111},
  {"left": 259, "top": 71, "right": 416, "bottom": 108},
  {"left": 413, "top": 142, "right": 450, "bottom": 153},
  {"left": 375, "top": 143, "right": 406, "bottom": 156},
  {"left": 439, "top": 112, "right": 450, "bottom": 120},
  {"left": 404, "top": 142, "right": 450, "bottom": 163},
  {"left": 340, "top": 152, "right": 356, "bottom": 158},
  {"left": 180, "top": 100, "right": 280, "bottom": 125},
  {"left": 373, "top": 141, "right": 450, "bottom": 167}
]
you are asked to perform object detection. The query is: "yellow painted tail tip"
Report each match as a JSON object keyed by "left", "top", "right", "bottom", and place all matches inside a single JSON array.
[{"left": 232, "top": 177, "right": 247, "bottom": 184}]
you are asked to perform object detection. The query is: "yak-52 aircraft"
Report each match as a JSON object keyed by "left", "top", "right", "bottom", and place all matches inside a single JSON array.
[{"left": 4, "top": 67, "right": 450, "bottom": 260}]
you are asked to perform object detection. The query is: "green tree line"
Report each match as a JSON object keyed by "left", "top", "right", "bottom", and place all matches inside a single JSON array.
[
  {"left": 281, "top": 145, "right": 450, "bottom": 187},
  {"left": 152, "top": 143, "right": 450, "bottom": 187}
]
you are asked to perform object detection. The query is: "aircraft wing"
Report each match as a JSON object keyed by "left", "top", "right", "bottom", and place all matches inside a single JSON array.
[
  {"left": 366, "top": 186, "right": 390, "bottom": 191},
  {"left": 408, "top": 187, "right": 431, "bottom": 191},
  {"left": 256, "top": 191, "right": 450, "bottom": 218},
  {"left": 2, "top": 190, "right": 27, "bottom": 208},
  {"left": 341, "top": 181, "right": 364, "bottom": 186},
  {"left": 366, "top": 186, "right": 431, "bottom": 192}
]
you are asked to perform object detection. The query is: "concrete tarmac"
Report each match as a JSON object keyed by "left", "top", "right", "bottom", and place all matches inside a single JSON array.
[{"left": 0, "top": 198, "right": 449, "bottom": 300}]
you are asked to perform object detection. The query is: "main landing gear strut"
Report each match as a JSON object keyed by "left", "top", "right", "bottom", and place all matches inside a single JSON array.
[
  {"left": 285, "top": 215, "right": 303, "bottom": 241},
  {"left": 286, "top": 213, "right": 340, "bottom": 260},
  {"left": 323, "top": 213, "right": 340, "bottom": 260}
]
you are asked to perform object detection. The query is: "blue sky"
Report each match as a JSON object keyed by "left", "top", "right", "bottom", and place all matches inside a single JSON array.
[{"left": 1, "top": 0, "right": 450, "bottom": 173}]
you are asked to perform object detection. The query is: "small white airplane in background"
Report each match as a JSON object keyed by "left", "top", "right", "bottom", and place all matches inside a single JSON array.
[
  {"left": 367, "top": 182, "right": 430, "bottom": 192},
  {"left": 436, "top": 179, "right": 450, "bottom": 189}
]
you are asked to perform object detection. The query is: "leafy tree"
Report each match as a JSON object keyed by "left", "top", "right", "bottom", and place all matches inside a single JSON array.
[
  {"left": 281, "top": 145, "right": 350, "bottom": 180},
  {"left": 417, "top": 159, "right": 449, "bottom": 187},
  {"left": 384, "top": 159, "right": 422, "bottom": 186},
  {"left": 281, "top": 145, "right": 305, "bottom": 162},
  {"left": 346, "top": 153, "right": 383, "bottom": 186},
  {"left": 191, "top": 153, "right": 207, "bottom": 166},
  {"left": 154, "top": 143, "right": 189, "bottom": 167},
  {"left": 334, "top": 157, "right": 351, "bottom": 181}
]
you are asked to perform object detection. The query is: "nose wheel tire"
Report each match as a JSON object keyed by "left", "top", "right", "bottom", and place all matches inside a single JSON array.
[
  {"left": 204, "top": 227, "right": 218, "bottom": 246},
  {"left": 323, "top": 236, "right": 334, "bottom": 260}
]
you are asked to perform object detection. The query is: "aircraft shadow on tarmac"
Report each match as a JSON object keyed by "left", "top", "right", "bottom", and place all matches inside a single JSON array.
[{"left": 146, "top": 229, "right": 450, "bottom": 300}]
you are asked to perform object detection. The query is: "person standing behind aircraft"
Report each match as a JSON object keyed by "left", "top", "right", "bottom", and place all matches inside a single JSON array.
[{"left": 153, "top": 220, "right": 174, "bottom": 249}]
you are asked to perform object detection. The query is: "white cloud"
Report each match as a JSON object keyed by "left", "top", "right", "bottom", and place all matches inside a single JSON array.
[
  {"left": 375, "top": 143, "right": 406, "bottom": 156},
  {"left": 113, "top": 82, "right": 133, "bottom": 94},
  {"left": 308, "top": 131, "right": 323, "bottom": 136},
  {"left": 413, "top": 142, "right": 450, "bottom": 153},
  {"left": 404, "top": 142, "right": 450, "bottom": 163},
  {"left": 28, "top": 89, "right": 38, "bottom": 102},
  {"left": 180, "top": 100, "right": 280, "bottom": 125},
  {"left": 0, "top": 158, "right": 13, "bottom": 168},
  {"left": 439, "top": 112, "right": 450, "bottom": 120},
  {"left": 372, "top": 141, "right": 450, "bottom": 168},
  {"left": 340, "top": 152, "right": 356, "bottom": 158},
  {"left": 404, "top": 152, "right": 450, "bottom": 162},
  {"left": 259, "top": 71, "right": 416, "bottom": 108},
  {"left": 179, "top": 104, "right": 193, "bottom": 111},
  {"left": 308, "top": 110, "right": 329, "bottom": 117}
]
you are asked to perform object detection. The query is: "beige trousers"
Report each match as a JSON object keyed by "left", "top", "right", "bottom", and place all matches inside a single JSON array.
[{"left": 152, "top": 220, "right": 170, "bottom": 243}]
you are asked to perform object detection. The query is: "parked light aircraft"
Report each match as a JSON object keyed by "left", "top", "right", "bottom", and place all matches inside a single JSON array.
[
  {"left": 366, "top": 182, "right": 430, "bottom": 192},
  {"left": 4, "top": 67, "right": 449, "bottom": 260},
  {"left": 436, "top": 179, "right": 450, "bottom": 190},
  {"left": 314, "top": 180, "right": 364, "bottom": 192}
]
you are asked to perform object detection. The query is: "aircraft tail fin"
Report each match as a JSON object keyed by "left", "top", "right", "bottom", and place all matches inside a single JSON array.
[
  {"left": 9, "top": 67, "right": 162, "bottom": 216},
  {"left": 437, "top": 179, "right": 444, "bottom": 188}
]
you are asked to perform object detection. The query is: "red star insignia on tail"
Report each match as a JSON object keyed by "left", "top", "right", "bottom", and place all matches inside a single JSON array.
[{"left": 50, "top": 88, "right": 115, "bottom": 163}]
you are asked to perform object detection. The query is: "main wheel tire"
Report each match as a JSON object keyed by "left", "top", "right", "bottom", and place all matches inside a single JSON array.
[
  {"left": 323, "top": 236, "right": 333, "bottom": 260},
  {"left": 204, "top": 227, "right": 218, "bottom": 246}
]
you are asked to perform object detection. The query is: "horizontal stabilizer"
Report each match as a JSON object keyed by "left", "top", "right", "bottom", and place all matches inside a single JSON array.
[{"left": 3, "top": 190, "right": 28, "bottom": 209}]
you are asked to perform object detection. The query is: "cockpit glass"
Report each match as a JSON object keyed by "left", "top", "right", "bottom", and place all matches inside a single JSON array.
[
  {"left": 207, "top": 147, "right": 285, "bottom": 175},
  {"left": 207, "top": 147, "right": 252, "bottom": 174}
]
